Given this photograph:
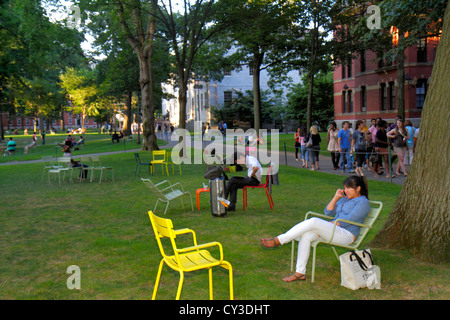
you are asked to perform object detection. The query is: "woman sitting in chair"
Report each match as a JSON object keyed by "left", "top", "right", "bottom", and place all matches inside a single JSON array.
[{"left": 261, "top": 175, "right": 370, "bottom": 282}]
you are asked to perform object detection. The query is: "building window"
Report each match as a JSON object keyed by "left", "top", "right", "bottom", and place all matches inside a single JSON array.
[
  {"left": 223, "top": 69, "right": 232, "bottom": 76},
  {"left": 348, "top": 90, "right": 353, "bottom": 113},
  {"left": 224, "top": 91, "right": 233, "bottom": 105},
  {"left": 342, "top": 91, "right": 347, "bottom": 113},
  {"left": 26, "top": 118, "right": 30, "bottom": 125},
  {"left": 360, "top": 51, "right": 366, "bottom": 72},
  {"left": 388, "top": 82, "right": 396, "bottom": 110},
  {"left": 417, "top": 38, "right": 427, "bottom": 63},
  {"left": 341, "top": 64, "right": 346, "bottom": 79},
  {"left": 248, "top": 64, "right": 254, "bottom": 76},
  {"left": 416, "top": 79, "right": 427, "bottom": 108},
  {"left": 361, "top": 86, "right": 367, "bottom": 112},
  {"left": 380, "top": 83, "right": 387, "bottom": 110},
  {"left": 17, "top": 118, "right": 22, "bottom": 126},
  {"left": 347, "top": 60, "right": 352, "bottom": 78}
]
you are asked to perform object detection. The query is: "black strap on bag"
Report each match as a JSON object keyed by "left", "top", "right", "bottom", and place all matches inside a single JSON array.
[
  {"left": 362, "top": 249, "right": 374, "bottom": 265},
  {"left": 349, "top": 251, "right": 369, "bottom": 271}
]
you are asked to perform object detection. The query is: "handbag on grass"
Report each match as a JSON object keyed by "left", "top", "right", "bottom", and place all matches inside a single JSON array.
[{"left": 340, "top": 249, "right": 381, "bottom": 290}]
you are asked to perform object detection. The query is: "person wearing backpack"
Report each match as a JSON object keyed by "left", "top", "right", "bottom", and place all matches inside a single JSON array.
[{"left": 351, "top": 120, "right": 369, "bottom": 177}]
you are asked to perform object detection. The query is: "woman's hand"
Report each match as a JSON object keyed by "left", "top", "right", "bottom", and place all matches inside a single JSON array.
[
  {"left": 327, "top": 189, "right": 346, "bottom": 211},
  {"left": 334, "top": 188, "right": 346, "bottom": 199}
]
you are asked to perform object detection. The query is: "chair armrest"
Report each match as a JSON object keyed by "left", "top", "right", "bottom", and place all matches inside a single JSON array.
[
  {"left": 161, "top": 182, "right": 184, "bottom": 192},
  {"left": 176, "top": 241, "right": 224, "bottom": 262},
  {"left": 304, "top": 211, "right": 334, "bottom": 221},
  {"left": 174, "top": 228, "right": 198, "bottom": 246},
  {"left": 155, "top": 180, "right": 171, "bottom": 188},
  {"left": 334, "top": 218, "right": 371, "bottom": 229}
]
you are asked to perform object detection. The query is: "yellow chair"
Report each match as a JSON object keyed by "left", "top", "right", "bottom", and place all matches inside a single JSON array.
[
  {"left": 148, "top": 211, "right": 234, "bottom": 300},
  {"left": 165, "top": 151, "right": 182, "bottom": 175},
  {"left": 151, "top": 150, "right": 169, "bottom": 175}
]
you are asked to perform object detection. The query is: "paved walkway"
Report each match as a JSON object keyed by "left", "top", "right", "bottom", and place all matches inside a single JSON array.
[{"left": 0, "top": 137, "right": 405, "bottom": 186}]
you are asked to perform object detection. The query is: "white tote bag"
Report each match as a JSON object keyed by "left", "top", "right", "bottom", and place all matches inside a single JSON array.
[{"left": 340, "top": 249, "right": 381, "bottom": 290}]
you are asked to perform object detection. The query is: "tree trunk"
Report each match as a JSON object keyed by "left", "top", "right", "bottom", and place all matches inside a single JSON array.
[
  {"left": 117, "top": 0, "right": 158, "bottom": 151},
  {"left": 178, "top": 74, "right": 187, "bottom": 130},
  {"left": 252, "top": 53, "right": 263, "bottom": 134},
  {"left": 370, "top": 3, "right": 450, "bottom": 263},
  {"left": 123, "top": 90, "right": 132, "bottom": 136},
  {"left": 139, "top": 55, "right": 158, "bottom": 151},
  {"left": 306, "top": 72, "right": 315, "bottom": 130},
  {"left": 307, "top": 8, "right": 318, "bottom": 130},
  {"left": 396, "top": 31, "right": 405, "bottom": 120}
]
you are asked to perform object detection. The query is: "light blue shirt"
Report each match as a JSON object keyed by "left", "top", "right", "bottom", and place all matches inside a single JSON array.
[
  {"left": 324, "top": 196, "right": 371, "bottom": 237},
  {"left": 405, "top": 126, "right": 414, "bottom": 147},
  {"left": 338, "top": 129, "right": 351, "bottom": 149}
]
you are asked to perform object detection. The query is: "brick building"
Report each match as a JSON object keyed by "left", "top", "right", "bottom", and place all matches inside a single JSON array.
[
  {"left": 333, "top": 34, "right": 440, "bottom": 128},
  {"left": 1, "top": 110, "right": 98, "bottom": 133}
]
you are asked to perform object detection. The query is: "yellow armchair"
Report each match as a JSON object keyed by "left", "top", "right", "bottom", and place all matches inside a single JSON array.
[{"left": 149, "top": 211, "right": 234, "bottom": 300}]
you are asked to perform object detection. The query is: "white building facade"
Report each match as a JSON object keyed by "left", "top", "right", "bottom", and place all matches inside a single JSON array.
[{"left": 162, "top": 64, "right": 301, "bottom": 129}]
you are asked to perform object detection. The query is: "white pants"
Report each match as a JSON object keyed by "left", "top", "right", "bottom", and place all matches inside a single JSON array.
[{"left": 277, "top": 218, "right": 355, "bottom": 274}]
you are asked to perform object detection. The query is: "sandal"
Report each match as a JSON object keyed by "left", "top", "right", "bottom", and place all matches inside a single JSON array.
[
  {"left": 282, "top": 273, "right": 306, "bottom": 282},
  {"left": 261, "top": 238, "right": 280, "bottom": 248}
]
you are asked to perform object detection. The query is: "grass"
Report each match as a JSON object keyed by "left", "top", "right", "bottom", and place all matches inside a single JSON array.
[
  {"left": 0, "top": 132, "right": 166, "bottom": 163},
  {"left": 0, "top": 148, "right": 448, "bottom": 300}
]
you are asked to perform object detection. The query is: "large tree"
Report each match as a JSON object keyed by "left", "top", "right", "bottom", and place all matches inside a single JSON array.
[
  {"left": 370, "top": 2, "right": 450, "bottom": 264},
  {"left": 0, "top": 0, "right": 86, "bottom": 139},
  {"left": 156, "top": 0, "right": 217, "bottom": 131},
  {"left": 216, "top": 0, "right": 295, "bottom": 133}
]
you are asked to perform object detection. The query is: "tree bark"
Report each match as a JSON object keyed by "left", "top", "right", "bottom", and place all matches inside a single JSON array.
[
  {"left": 370, "top": 3, "right": 450, "bottom": 263},
  {"left": 123, "top": 90, "right": 132, "bottom": 136},
  {"left": 396, "top": 31, "right": 405, "bottom": 120},
  {"left": 252, "top": 53, "right": 263, "bottom": 134},
  {"left": 117, "top": 0, "right": 158, "bottom": 151}
]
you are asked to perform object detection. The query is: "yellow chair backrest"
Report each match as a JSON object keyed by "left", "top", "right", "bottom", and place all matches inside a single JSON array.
[
  {"left": 152, "top": 150, "right": 166, "bottom": 162},
  {"left": 149, "top": 211, "right": 182, "bottom": 265}
]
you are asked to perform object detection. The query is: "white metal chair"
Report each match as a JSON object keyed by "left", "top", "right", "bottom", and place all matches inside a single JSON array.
[
  {"left": 90, "top": 156, "right": 114, "bottom": 183},
  {"left": 141, "top": 178, "right": 193, "bottom": 215},
  {"left": 290, "top": 200, "right": 383, "bottom": 282}
]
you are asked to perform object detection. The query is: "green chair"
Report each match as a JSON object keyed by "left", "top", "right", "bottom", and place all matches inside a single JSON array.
[
  {"left": 141, "top": 178, "right": 193, "bottom": 215},
  {"left": 290, "top": 200, "right": 383, "bottom": 282},
  {"left": 134, "top": 153, "right": 152, "bottom": 177}
]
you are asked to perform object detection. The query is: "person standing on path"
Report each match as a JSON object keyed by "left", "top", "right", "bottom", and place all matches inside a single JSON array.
[
  {"left": 327, "top": 121, "right": 340, "bottom": 170},
  {"left": 338, "top": 121, "right": 353, "bottom": 173}
]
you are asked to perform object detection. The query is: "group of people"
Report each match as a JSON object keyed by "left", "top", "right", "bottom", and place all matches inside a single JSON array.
[
  {"left": 327, "top": 117, "right": 417, "bottom": 179},
  {"left": 294, "top": 117, "right": 418, "bottom": 179},
  {"left": 294, "top": 125, "right": 322, "bottom": 171}
]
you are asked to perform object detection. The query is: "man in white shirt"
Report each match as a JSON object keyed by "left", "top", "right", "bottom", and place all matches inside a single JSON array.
[{"left": 225, "top": 152, "right": 262, "bottom": 211}]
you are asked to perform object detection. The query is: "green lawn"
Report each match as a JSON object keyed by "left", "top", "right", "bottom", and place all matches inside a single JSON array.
[
  {"left": 0, "top": 149, "right": 448, "bottom": 300},
  {"left": 0, "top": 132, "right": 162, "bottom": 163}
]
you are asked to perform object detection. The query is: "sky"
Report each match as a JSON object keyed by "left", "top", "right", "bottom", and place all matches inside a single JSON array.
[{"left": 44, "top": 0, "right": 99, "bottom": 59}]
